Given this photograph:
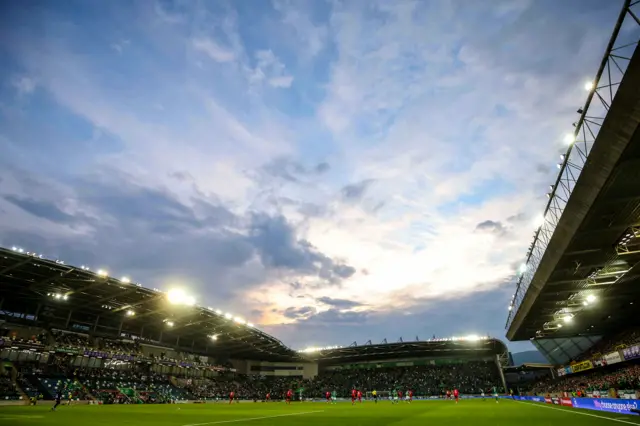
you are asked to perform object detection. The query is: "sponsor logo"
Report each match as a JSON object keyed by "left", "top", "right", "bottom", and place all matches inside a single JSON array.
[
  {"left": 560, "top": 398, "right": 573, "bottom": 407},
  {"left": 544, "top": 397, "right": 552, "bottom": 404},
  {"left": 571, "top": 360, "right": 593, "bottom": 373}
]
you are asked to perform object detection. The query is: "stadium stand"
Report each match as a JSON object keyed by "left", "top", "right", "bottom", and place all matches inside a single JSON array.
[{"left": 0, "top": 247, "right": 508, "bottom": 405}]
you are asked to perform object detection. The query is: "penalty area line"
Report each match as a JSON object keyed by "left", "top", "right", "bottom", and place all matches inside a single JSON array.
[
  {"left": 513, "top": 401, "right": 640, "bottom": 425},
  {"left": 181, "top": 410, "right": 325, "bottom": 426}
]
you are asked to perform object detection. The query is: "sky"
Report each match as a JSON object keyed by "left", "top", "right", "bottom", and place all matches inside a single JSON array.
[{"left": 0, "top": 0, "right": 628, "bottom": 354}]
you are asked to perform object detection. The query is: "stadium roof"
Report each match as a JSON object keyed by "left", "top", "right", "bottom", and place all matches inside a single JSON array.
[
  {"left": 300, "top": 338, "right": 508, "bottom": 364},
  {"left": 0, "top": 247, "right": 299, "bottom": 362},
  {"left": 506, "top": 1, "right": 640, "bottom": 341}
]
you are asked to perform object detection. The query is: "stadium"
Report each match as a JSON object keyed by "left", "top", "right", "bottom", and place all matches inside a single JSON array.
[{"left": 1, "top": 1, "right": 640, "bottom": 426}]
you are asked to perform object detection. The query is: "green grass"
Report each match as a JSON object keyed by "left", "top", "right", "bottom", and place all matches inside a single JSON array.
[{"left": 1, "top": 399, "right": 639, "bottom": 426}]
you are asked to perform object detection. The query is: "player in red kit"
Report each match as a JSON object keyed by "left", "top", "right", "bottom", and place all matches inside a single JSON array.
[
  {"left": 351, "top": 389, "right": 357, "bottom": 405},
  {"left": 357, "top": 390, "right": 363, "bottom": 403},
  {"left": 265, "top": 392, "right": 270, "bottom": 402},
  {"left": 454, "top": 388, "right": 459, "bottom": 403},
  {"left": 408, "top": 390, "right": 413, "bottom": 403},
  {"left": 325, "top": 391, "right": 331, "bottom": 403},
  {"left": 229, "top": 391, "right": 235, "bottom": 404},
  {"left": 286, "top": 389, "right": 293, "bottom": 405},
  {"left": 446, "top": 390, "right": 451, "bottom": 400},
  {"left": 397, "top": 390, "right": 403, "bottom": 402}
]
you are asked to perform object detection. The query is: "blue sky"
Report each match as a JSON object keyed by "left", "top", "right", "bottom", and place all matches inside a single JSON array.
[{"left": 0, "top": 0, "right": 626, "bottom": 353}]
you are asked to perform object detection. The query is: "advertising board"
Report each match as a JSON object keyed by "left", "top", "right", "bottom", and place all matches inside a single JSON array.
[
  {"left": 603, "top": 351, "right": 622, "bottom": 365},
  {"left": 571, "top": 360, "right": 593, "bottom": 373},
  {"left": 622, "top": 345, "right": 640, "bottom": 361},
  {"left": 560, "top": 397, "right": 573, "bottom": 407},
  {"left": 571, "top": 397, "right": 639, "bottom": 415}
]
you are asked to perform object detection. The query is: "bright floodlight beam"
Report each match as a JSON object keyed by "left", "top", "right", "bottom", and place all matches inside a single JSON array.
[
  {"left": 586, "top": 294, "right": 596, "bottom": 303},
  {"left": 584, "top": 81, "right": 594, "bottom": 91},
  {"left": 518, "top": 263, "right": 527, "bottom": 274},
  {"left": 97, "top": 269, "right": 108, "bottom": 277},
  {"left": 564, "top": 133, "right": 575, "bottom": 145},
  {"left": 534, "top": 214, "right": 546, "bottom": 228},
  {"left": 563, "top": 315, "right": 573, "bottom": 323},
  {"left": 167, "top": 289, "right": 196, "bottom": 306}
]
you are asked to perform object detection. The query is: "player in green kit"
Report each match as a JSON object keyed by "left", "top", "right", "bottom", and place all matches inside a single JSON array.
[
  {"left": 393, "top": 389, "right": 399, "bottom": 404},
  {"left": 331, "top": 390, "right": 337, "bottom": 404},
  {"left": 492, "top": 386, "right": 499, "bottom": 403}
]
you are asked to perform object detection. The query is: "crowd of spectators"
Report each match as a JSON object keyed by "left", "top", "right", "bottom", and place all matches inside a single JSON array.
[
  {"left": 177, "top": 362, "right": 503, "bottom": 400},
  {"left": 577, "top": 326, "right": 640, "bottom": 363},
  {"left": 51, "top": 330, "right": 91, "bottom": 349},
  {"left": 0, "top": 374, "right": 21, "bottom": 401},
  {"left": 529, "top": 363, "right": 640, "bottom": 395}
]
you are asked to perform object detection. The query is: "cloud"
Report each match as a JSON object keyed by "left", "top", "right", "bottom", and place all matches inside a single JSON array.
[
  {"left": 475, "top": 220, "right": 505, "bottom": 234},
  {"left": 316, "top": 296, "right": 363, "bottom": 309},
  {"left": 3, "top": 195, "right": 77, "bottom": 224},
  {"left": 250, "top": 50, "right": 294, "bottom": 88},
  {"left": 192, "top": 37, "right": 236, "bottom": 63},
  {"left": 341, "top": 179, "right": 374, "bottom": 201},
  {"left": 0, "top": 0, "right": 623, "bottom": 354},
  {"left": 12, "top": 76, "right": 36, "bottom": 96}
]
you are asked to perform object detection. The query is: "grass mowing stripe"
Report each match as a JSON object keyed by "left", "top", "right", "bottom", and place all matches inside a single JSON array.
[
  {"left": 181, "top": 410, "right": 325, "bottom": 426},
  {"left": 514, "top": 401, "right": 640, "bottom": 425}
]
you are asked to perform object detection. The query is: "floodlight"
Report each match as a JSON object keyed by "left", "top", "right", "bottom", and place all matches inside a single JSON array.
[
  {"left": 534, "top": 214, "right": 546, "bottom": 228},
  {"left": 55, "top": 294, "right": 62, "bottom": 299},
  {"left": 166, "top": 321, "right": 174, "bottom": 327},
  {"left": 584, "top": 81, "right": 594, "bottom": 91},
  {"left": 586, "top": 294, "right": 596, "bottom": 303},
  {"left": 557, "top": 324, "right": 563, "bottom": 328},
  {"left": 167, "top": 289, "right": 196, "bottom": 306},
  {"left": 97, "top": 269, "right": 108, "bottom": 277},
  {"left": 234, "top": 317, "right": 246, "bottom": 325},
  {"left": 508, "top": 306, "right": 512, "bottom": 311},
  {"left": 564, "top": 133, "right": 575, "bottom": 144},
  {"left": 247, "top": 323, "right": 255, "bottom": 327},
  {"left": 11, "top": 246, "right": 17, "bottom": 251},
  {"left": 121, "top": 277, "right": 130, "bottom": 284},
  {"left": 518, "top": 263, "right": 527, "bottom": 274},
  {"left": 62, "top": 295, "right": 68, "bottom": 301},
  {"left": 563, "top": 315, "right": 573, "bottom": 323},
  {"left": 465, "top": 334, "right": 480, "bottom": 341},
  {"left": 18, "top": 248, "right": 24, "bottom": 253},
  {"left": 210, "top": 334, "right": 218, "bottom": 341},
  {"left": 126, "top": 310, "right": 136, "bottom": 317},
  {"left": 224, "top": 313, "right": 233, "bottom": 319},
  {"left": 215, "top": 309, "right": 222, "bottom": 315}
]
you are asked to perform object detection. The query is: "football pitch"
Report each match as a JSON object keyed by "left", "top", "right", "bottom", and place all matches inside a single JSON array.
[{"left": 1, "top": 400, "right": 639, "bottom": 426}]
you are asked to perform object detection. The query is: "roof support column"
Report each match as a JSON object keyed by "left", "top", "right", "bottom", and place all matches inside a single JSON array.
[
  {"left": 93, "top": 315, "right": 100, "bottom": 332},
  {"left": 65, "top": 310, "right": 73, "bottom": 328},
  {"left": 117, "top": 319, "right": 124, "bottom": 335},
  {"left": 34, "top": 303, "right": 42, "bottom": 321},
  {"left": 176, "top": 336, "right": 180, "bottom": 347}
]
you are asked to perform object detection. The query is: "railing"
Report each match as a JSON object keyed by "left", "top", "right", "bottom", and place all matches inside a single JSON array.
[{"left": 506, "top": 0, "right": 640, "bottom": 329}]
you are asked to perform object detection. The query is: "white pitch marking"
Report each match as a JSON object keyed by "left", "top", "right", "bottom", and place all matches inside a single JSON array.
[
  {"left": 514, "top": 400, "right": 640, "bottom": 425},
  {"left": 181, "top": 410, "right": 325, "bottom": 426}
]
